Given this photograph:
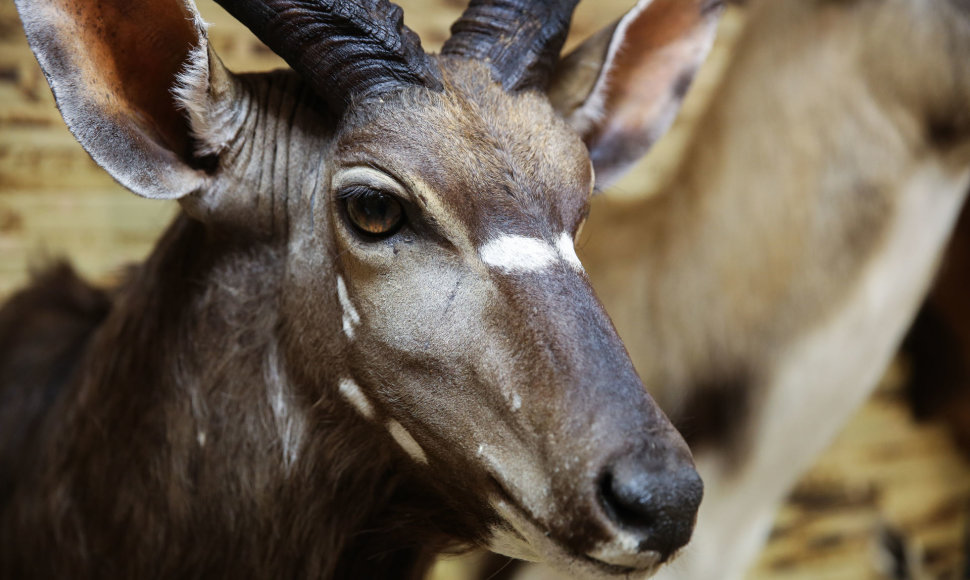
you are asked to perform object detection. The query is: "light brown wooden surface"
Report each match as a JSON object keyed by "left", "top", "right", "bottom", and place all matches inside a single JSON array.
[{"left": 1, "top": 1, "right": 967, "bottom": 578}]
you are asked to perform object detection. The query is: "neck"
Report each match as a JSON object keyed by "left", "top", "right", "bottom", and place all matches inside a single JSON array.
[{"left": 1, "top": 214, "right": 459, "bottom": 579}]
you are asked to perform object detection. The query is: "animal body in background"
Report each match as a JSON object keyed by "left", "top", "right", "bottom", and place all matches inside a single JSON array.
[
  {"left": 510, "top": 0, "right": 970, "bottom": 578},
  {"left": 580, "top": 0, "right": 970, "bottom": 577},
  {"left": 0, "top": 0, "right": 723, "bottom": 578}
]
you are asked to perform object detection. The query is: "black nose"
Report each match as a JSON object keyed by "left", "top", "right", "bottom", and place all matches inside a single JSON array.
[{"left": 598, "top": 456, "right": 704, "bottom": 561}]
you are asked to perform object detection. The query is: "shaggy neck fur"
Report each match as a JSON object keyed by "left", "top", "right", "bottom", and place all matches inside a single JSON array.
[{"left": 0, "top": 215, "right": 471, "bottom": 579}]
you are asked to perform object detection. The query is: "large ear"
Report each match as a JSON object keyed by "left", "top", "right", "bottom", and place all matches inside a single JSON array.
[
  {"left": 15, "top": 0, "right": 223, "bottom": 199},
  {"left": 549, "top": 0, "right": 723, "bottom": 188}
]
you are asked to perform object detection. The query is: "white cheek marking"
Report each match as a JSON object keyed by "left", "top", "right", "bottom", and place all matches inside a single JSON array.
[
  {"left": 488, "top": 523, "right": 541, "bottom": 562},
  {"left": 336, "top": 275, "right": 361, "bottom": 339},
  {"left": 338, "top": 377, "right": 375, "bottom": 419},
  {"left": 480, "top": 235, "right": 558, "bottom": 272},
  {"left": 387, "top": 420, "right": 428, "bottom": 464},
  {"left": 556, "top": 232, "right": 584, "bottom": 271}
]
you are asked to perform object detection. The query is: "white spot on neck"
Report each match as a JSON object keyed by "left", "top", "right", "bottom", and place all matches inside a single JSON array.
[
  {"left": 338, "top": 377, "right": 375, "bottom": 419},
  {"left": 556, "top": 233, "right": 584, "bottom": 271},
  {"left": 387, "top": 420, "right": 428, "bottom": 464},
  {"left": 336, "top": 274, "right": 361, "bottom": 339},
  {"left": 196, "top": 430, "right": 207, "bottom": 447},
  {"left": 265, "top": 340, "right": 305, "bottom": 470}
]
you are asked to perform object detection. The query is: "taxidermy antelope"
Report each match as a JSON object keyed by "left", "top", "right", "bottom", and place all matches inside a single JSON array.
[
  {"left": 0, "top": 0, "right": 723, "bottom": 578},
  {"left": 490, "top": 0, "right": 970, "bottom": 578},
  {"left": 570, "top": 0, "right": 970, "bottom": 578}
]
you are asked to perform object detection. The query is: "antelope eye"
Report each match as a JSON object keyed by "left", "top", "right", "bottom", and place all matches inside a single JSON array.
[{"left": 341, "top": 187, "right": 405, "bottom": 237}]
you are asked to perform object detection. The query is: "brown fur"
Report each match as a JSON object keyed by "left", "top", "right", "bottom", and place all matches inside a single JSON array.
[
  {"left": 3, "top": 0, "right": 725, "bottom": 576},
  {"left": 0, "top": 217, "right": 484, "bottom": 579}
]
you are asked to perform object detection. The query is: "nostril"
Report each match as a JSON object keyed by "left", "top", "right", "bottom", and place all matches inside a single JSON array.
[
  {"left": 598, "top": 471, "right": 654, "bottom": 530},
  {"left": 597, "top": 460, "right": 703, "bottom": 561}
]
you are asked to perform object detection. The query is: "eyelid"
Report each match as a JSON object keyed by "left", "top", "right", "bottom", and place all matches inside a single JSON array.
[
  {"left": 336, "top": 185, "right": 390, "bottom": 201},
  {"left": 333, "top": 166, "right": 410, "bottom": 200}
]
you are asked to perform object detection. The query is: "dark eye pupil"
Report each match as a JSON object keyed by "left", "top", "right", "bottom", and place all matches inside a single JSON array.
[{"left": 346, "top": 190, "right": 404, "bottom": 236}]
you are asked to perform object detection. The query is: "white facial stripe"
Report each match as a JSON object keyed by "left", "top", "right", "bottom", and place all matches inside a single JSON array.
[
  {"left": 336, "top": 275, "right": 360, "bottom": 339},
  {"left": 387, "top": 420, "right": 428, "bottom": 464},
  {"left": 556, "top": 233, "right": 584, "bottom": 271},
  {"left": 338, "top": 377, "right": 375, "bottom": 419},
  {"left": 480, "top": 234, "right": 586, "bottom": 274},
  {"left": 479, "top": 235, "right": 559, "bottom": 272}
]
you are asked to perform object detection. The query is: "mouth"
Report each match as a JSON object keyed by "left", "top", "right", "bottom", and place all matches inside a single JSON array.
[
  {"left": 486, "top": 484, "right": 663, "bottom": 579},
  {"left": 584, "top": 542, "right": 664, "bottom": 574},
  {"left": 581, "top": 555, "right": 647, "bottom": 576}
]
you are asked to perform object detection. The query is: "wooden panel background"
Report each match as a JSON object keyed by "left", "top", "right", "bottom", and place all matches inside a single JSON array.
[{"left": 0, "top": 1, "right": 967, "bottom": 578}]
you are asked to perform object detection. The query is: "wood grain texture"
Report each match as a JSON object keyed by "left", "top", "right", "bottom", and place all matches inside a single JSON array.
[{"left": 0, "top": 1, "right": 966, "bottom": 578}]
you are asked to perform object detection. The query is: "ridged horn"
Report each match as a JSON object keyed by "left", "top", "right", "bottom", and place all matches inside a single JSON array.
[
  {"left": 442, "top": 0, "right": 581, "bottom": 92},
  {"left": 214, "top": 0, "right": 443, "bottom": 114}
]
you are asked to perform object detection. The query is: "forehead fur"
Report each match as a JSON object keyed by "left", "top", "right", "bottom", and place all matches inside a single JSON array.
[{"left": 335, "top": 59, "right": 593, "bottom": 243}]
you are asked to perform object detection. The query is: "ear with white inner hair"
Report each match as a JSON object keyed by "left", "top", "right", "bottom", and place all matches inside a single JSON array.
[
  {"left": 15, "top": 0, "right": 233, "bottom": 200},
  {"left": 549, "top": 0, "right": 723, "bottom": 189}
]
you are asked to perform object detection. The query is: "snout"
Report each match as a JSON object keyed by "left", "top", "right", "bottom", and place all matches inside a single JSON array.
[
  {"left": 481, "top": 265, "right": 703, "bottom": 574},
  {"left": 593, "top": 453, "right": 703, "bottom": 566},
  {"left": 487, "top": 439, "right": 703, "bottom": 577}
]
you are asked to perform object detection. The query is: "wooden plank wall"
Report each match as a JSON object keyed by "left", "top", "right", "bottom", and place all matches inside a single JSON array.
[{"left": 0, "top": 1, "right": 967, "bottom": 578}]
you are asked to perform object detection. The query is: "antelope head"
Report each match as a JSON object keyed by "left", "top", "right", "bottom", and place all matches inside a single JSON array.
[{"left": 16, "top": 0, "right": 720, "bottom": 575}]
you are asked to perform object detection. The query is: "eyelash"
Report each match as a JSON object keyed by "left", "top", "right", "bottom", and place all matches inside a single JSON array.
[{"left": 336, "top": 185, "right": 382, "bottom": 201}]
